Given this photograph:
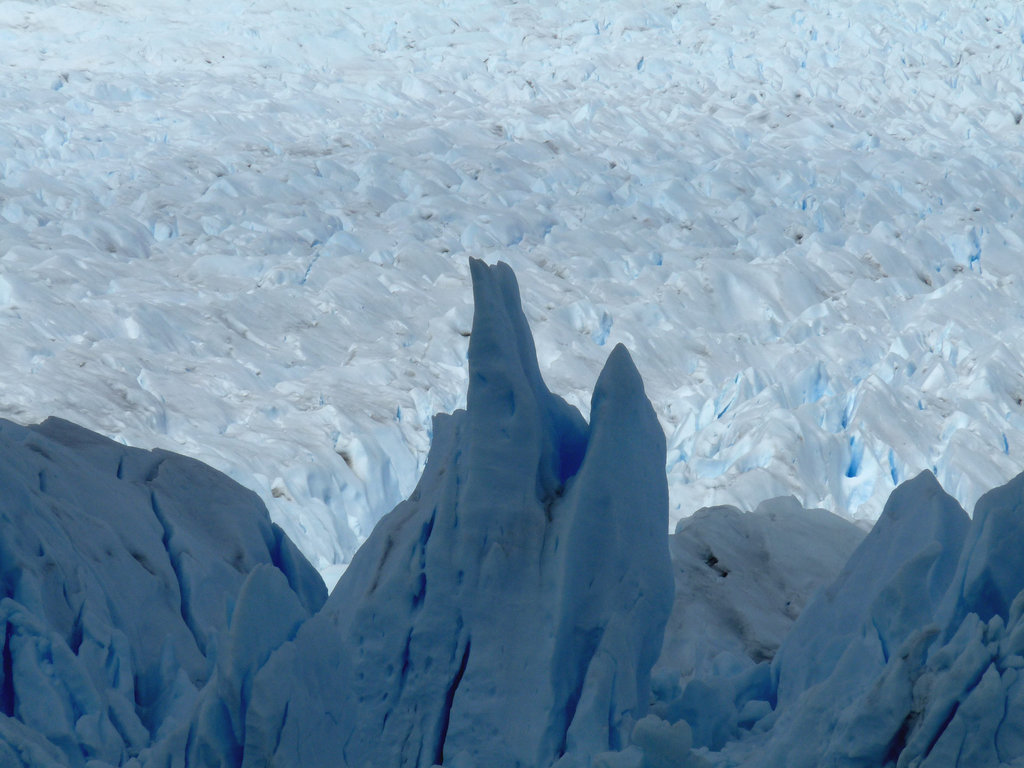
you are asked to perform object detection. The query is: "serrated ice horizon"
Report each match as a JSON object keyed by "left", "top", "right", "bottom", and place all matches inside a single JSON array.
[{"left": 2, "top": 0, "right": 1023, "bottom": 582}]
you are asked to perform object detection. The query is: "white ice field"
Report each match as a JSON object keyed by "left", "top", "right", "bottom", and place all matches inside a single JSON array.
[{"left": 2, "top": 0, "right": 1023, "bottom": 584}]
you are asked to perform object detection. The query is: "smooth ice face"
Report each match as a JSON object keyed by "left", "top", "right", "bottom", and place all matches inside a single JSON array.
[
  {"left": 770, "top": 470, "right": 970, "bottom": 708},
  {"left": 940, "top": 473, "right": 1024, "bottom": 633},
  {"left": 244, "top": 259, "right": 674, "bottom": 768}
]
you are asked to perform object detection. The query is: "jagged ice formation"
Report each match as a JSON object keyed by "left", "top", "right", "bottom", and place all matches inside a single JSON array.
[
  {"left": 7, "top": 257, "right": 1024, "bottom": 768},
  {"left": 0, "top": 259, "right": 676, "bottom": 768},
  {"left": 242, "top": 258, "right": 675, "bottom": 768},
  {"left": 673, "top": 470, "right": 1024, "bottom": 768},
  {"left": 0, "top": 417, "right": 326, "bottom": 767}
]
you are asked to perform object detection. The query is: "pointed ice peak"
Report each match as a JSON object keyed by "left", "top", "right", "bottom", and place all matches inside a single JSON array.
[
  {"left": 467, "top": 258, "right": 546, "bottom": 400},
  {"left": 588, "top": 344, "right": 663, "bottom": 462},
  {"left": 828, "top": 470, "right": 967, "bottom": 602},
  {"left": 841, "top": 470, "right": 970, "bottom": 611},
  {"left": 244, "top": 260, "right": 673, "bottom": 768},
  {"left": 574, "top": 343, "right": 667, "bottom": 546},
  {"left": 592, "top": 343, "right": 648, "bottom": 415},
  {"left": 555, "top": 341, "right": 673, "bottom": 759},
  {"left": 875, "top": 470, "right": 951, "bottom": 523},
  {"left": 465, "top": 258, "right": 589, "bottom": 498}
]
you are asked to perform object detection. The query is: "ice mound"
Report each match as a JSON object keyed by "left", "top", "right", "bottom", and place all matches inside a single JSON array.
[
  {"left": 646, "top": 497, "right": 864, "bottom": 754},
  {"left": 655, "top": 497, "right": 865, "bottom": 688},
  {"left": 243, "top": 258, "right": 674, "bottom": 767},
  {"left": 0, "top": 417, "right": 326, "bottom": 767}
]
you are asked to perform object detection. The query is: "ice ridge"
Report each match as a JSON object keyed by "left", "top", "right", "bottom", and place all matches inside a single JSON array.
[
  {"left": 243, "top": 258, "right": 674, "bottom": 768},
  {"left": 0, "top": 417, "right": 326, "bottom": 767},
  {"left": 671, "top": 469, "right": 1024, "bottom": 768}
]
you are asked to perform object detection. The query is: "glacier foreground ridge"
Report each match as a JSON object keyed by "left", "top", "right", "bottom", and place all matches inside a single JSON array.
[
  {"left": 0, "top": 259, "right": 675, "bottom": 768},
  {"left": 6, "top": 258, "right": 1024, "bottom": 768},
  {"left": 240, "top": 258, "right": 676, "bottom": 768}
]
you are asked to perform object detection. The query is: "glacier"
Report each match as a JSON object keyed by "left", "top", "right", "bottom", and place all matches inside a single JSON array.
[
  {"left": 0, "top": 260, "right": 679, "bottom": 767},
  {"left": 239, "top": 259, "right": 675, "bottom": 768},
  {"left": 0, "top": 415, "right": 326, "bottom": 767},
  {"left": 674, "top": 471, "right": 1024, "bottom": 768},
  {"left": 3, "top": 0, "right": 1024, "bottom": 583},
  {"left": 5, "top": 0, "right": 1024, "bottom": 763},
  {"left": 5, "top": 258, "right": 1024, "bottom": 767}
]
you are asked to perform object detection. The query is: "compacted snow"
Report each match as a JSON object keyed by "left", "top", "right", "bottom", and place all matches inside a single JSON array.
[{"left": 3, "top": 0, "right": 1024, "bottom": 580}]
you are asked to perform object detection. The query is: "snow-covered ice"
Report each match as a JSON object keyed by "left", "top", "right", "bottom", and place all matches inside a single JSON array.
[
  {"left": 3, "top": 0, "right": 1024, "bottom": 580},
  {"left": 654, "top": 496, "right": 865, "bottom": 689}
]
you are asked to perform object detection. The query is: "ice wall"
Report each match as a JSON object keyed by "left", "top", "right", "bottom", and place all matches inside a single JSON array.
[
  {"left": 0, "top": 417, "right": 326, "bottom": 767},
  {"left": 243, "top": 259, "right": 674, "bottom": 768}
]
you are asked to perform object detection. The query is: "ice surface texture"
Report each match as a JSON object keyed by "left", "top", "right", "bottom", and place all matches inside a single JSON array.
[
  {"left": 5, "top": 0, "right": 1024, "bottom": 581},
  {"left": 0, "top": 417, "right": 325, "bottom": 767},
  {"left": 0, "top": 259, "right": 674, "bottom": 767},
  {"left": 7, "top": 255, "right": 1024, "bottom": 768},
  {"left": 676, "top": 469, "right": 1024, "bottom": 768},
  {"left": 244, "top": 259, "right": 674, "bottom": 768}
]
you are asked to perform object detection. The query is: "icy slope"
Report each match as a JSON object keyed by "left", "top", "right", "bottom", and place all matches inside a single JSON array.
[
  {"left": 242, "top": 259, "right": 674, "bottom": 768},
  {"left": 668, "top": 469, "right": 1024, "bottom": 768},
  {"left": 0, "top": 416, "right": 325, "bottom": 767},
  {"left": 3, "top": 0, "right": 1024, "bottom": 578}
]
